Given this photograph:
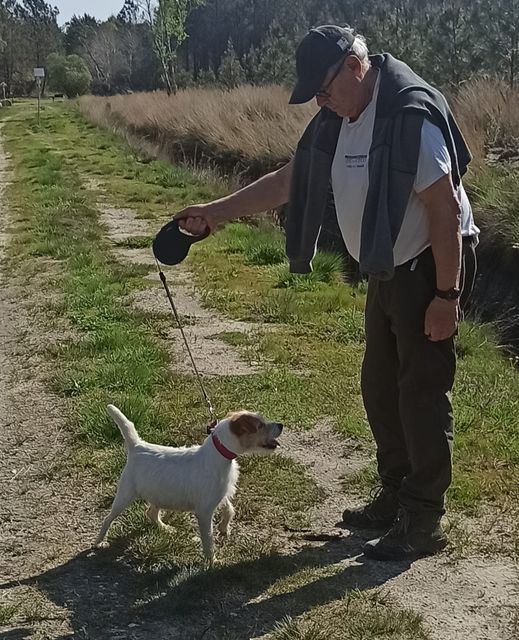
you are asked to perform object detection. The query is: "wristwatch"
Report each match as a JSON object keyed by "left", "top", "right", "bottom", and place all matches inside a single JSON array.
[{"left": 435, "top": 287, "right": 460, "bottom": 301}]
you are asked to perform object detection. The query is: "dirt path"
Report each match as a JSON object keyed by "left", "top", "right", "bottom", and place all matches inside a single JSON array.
[
  {"left": 0, "top": 129, "right": 517, "bottom": 639},
  {"left": 0, "top": 129, "right": 190, "bottom": 640},
  {"left": 101, "top": 204, "right": 519, "bottom": 640},
  {"left": 100, "top": 202, "right": 267, "bottom": 376}
]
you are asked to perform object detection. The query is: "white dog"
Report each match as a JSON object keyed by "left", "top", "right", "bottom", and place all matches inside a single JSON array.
[{"left": 95, "top": 405, "right": 283, "bottom": 562}]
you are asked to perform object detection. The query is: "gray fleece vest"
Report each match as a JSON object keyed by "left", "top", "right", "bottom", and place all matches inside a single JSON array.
[{"left": 285, "top": 53, "right": 471, "bottom": 280}]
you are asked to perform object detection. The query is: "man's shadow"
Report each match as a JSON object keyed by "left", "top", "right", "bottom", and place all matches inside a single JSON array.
[{"left": 0, "top": 528, "right": 411, "bottom": 639}]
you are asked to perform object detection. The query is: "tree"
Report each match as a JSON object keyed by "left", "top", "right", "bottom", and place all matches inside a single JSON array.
[
  {"left": 0, "top": 1, "right": 17, "bottom": 93},
  {"left": 499, "top": 0, "right": 519, "bottom": 88},
  {"left": 117, "top": 1, "right": 160, "bottom": 91},
  {"left": 16, "top": 0, "right": 61, "bottom": 66},
  {"left": 218, "top": 39, "right": 245, "bottom": 88},
  {"left": 0, "top": 0, "right": 62, "bottom": 95},
  {"left": 250, "top": 21, "right": 296, "bottom": 86},
  {"left": 3, "top": 0, "right": 518, "bottom": 96},
  {"left": 142, "top": 0, "right": 205, "bottom": 93},
  {"left": 64, "top": 14, "right": 99, "bottom": 55},
  {"left": 196, "top": 66, "right": 216, "bottom": 86},
  {"left": 64, "top": 15, "right": 128, "bottom": 94},
  {"left": 118, "top": 0, "right": 142, "bottom": 24},
  {"left": 46, "top": 52, "right": 91, "bottom": 96},
  {"left": 482, "top": 0, "right": 519, "bottom": 88}
]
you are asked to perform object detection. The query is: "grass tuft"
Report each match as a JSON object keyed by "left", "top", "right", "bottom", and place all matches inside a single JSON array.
[{"left": 269, "top": 590, "right": 431, "bottom": 640}]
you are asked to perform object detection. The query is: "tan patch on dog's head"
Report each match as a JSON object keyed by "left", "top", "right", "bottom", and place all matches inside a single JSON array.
[
  {"left": 229, "top": 411, "right": 262, "bottom": 437},
  {"left": 227, "top": 410, "right": 282, "bottom": 453}
]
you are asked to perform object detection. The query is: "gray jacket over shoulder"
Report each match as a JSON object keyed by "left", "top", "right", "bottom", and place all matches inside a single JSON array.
[{"left": 285, "top": 53, "right": 472, "bottom": 280}]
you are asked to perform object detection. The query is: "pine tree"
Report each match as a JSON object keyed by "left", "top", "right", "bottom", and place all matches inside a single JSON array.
[
  {"left": 253, "top": 21, "right": 296, "bottom": 87},
  {"left": 218, "top": 39, "right": 245, "bottom": 88}
]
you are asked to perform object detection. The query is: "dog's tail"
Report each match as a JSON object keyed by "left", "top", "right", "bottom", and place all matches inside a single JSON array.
[{"left": 106, "top": 404, "right": 141, "bottom": 449}]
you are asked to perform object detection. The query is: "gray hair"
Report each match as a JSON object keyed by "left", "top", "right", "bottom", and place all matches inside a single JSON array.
[
  {"left": 325, "top": 28, "right": 370, "bottom": 78},
  {"left": 351, "top": 33, "right": 369, "bottom": 67}
]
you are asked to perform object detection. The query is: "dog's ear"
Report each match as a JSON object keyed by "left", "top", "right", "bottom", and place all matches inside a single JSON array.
[{"left": 229, "top": 412, "right": 261, "bottom": 436}]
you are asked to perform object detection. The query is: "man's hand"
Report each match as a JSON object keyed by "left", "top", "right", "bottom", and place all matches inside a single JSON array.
[
  {"left": 424, "top": 297, "right": 459, "bottom": 341},
  {"left": 174, "top": 204, "right": 219, "bottom": 236}
]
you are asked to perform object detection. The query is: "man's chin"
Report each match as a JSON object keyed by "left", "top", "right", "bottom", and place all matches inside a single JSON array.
[{"left": 327, "top": 105, "right": 348, "bottom": 118}]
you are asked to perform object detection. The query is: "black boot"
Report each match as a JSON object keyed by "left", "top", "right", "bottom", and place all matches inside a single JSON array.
[
  {"left": 363, "top": 509, "right": 448, "bottom": 561},
  {"left": 341, "top": 486, "right": 399, "bottom": 529}
]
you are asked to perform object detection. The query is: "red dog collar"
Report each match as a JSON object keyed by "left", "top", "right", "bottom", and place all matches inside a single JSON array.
[{"left": 211, "top": 433, "right": 237, "bottom": 460}]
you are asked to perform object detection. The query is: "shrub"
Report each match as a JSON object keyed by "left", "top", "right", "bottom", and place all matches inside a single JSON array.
[{"left": 47, "top": 53, "right": 91, "bottom": 97}]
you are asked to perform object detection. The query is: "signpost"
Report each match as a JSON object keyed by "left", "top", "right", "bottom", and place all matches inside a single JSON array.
[{"left": 34, "top": 67, "right": 45, "bottom": 124}]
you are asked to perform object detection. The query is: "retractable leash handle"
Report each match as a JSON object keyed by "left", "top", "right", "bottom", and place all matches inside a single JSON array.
[
  {"left": 152, "top": 218, "right": 216, "bottom": 430},
  {"left": 152, "top": 218, "right": 210, "bottom": 266}
]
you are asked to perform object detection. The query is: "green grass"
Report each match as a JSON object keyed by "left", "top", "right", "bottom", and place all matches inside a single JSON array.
[
  {"left": 0, "top": 588, "right": 50, "bottom": 627},
  {"left": 269, "top": 590, "right": 431, "bottom": 640},
  {"left": 450, "top": 322, "right": 519, "bottom": 509},
  {"left": 273, "top": 252, "right": 346, "bottom": 289},
  {"left": 189, "top": 221, "right": 519, "bottom": 512},
  {"left": 0, "top": 604, "right": 17, "bottom": 625},
  {"left": 20, "top": 102, "right": 231, "bottom": 221},
  {"left": 115, "top": 235, "right": 154, "bottom": 249},
  {"left": 5, "top": 103, "right": 519, "bottom": 514},
  {"left": 2, "top": 100, "right": 517, "bottom": 637},
  {"left": 2, "top": 103, "right": 320, "bottom": 577},
  {"left": 466, "top": 163, "right": 519, "bottom": 243},
  {"left": 342, "top": 462, "right": 379, "bottom": 495}
]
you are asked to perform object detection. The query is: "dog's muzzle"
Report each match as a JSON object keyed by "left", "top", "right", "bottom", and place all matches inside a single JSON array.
[{"left": 264, "top": 422, "right": 283, "bottom": 449}]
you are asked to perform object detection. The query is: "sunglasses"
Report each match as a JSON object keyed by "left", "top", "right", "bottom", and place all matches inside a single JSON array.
[{"left": 315, "top": 54, "right": 349, "bottom": 99}]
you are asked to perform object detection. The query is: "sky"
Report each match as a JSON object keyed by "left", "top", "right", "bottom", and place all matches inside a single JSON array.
[{"left": 53, "top": 1, "right": 126, "bottom": 26}]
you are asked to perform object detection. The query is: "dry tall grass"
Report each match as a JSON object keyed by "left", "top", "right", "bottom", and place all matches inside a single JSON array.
[
  {"left": 76, "top": 81, "right": 519, "bottom": 352},
  {"left": 450, "top": 79, "right": 519, "bottom": 164},
  {"left": 79, "top": 81, "right": 519, "bottom": 178},
  {"left": 78, "top": 85, "right": 316, "bottom": 177}
]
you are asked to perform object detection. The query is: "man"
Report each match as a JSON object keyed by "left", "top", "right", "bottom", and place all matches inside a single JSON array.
[{"left": 173, "top": 25, "right": 479, "bottom": 561}]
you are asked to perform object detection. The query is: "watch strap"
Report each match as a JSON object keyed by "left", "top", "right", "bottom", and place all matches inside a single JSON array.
[{"left": 435, "top": 287, "right": 460, "bottom": 300}]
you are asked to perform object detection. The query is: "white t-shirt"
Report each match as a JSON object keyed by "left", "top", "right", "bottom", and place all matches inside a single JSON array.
[{"left": 331, "top": 73, "right": 479, "bottom": 266}]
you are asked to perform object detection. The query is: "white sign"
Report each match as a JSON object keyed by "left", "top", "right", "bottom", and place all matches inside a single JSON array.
[{"left": 34, "top": 67, "right": 45, "bottom": 78}]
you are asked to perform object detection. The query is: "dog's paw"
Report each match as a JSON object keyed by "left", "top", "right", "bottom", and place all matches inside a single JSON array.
[
  {"left": 203, "top": 556, "right": 217, "bottom": 569},
  {"left": 217, "top": 525, "right": 231, "bottom": 537},
  {"left": 94, "top": 540, "right": 110, "bottom": 549}
]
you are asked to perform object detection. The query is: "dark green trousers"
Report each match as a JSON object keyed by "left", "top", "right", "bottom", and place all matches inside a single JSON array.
[{"left": 361, "top": 239, "right": 477, "bottom": 514}]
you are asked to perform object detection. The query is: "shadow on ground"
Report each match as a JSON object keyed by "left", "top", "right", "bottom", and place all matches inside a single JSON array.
[{"left": 1, "top": 529, "right": 411, "bottom": 640}]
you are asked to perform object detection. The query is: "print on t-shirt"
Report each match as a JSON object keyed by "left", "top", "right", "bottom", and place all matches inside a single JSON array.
[{"left": 344, "top": 154, "right": 367, "bottom": 169}]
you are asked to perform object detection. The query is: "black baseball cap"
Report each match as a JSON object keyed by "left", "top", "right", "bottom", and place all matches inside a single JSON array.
[{"left": 289, "top": 25, "right": 355, "bottom": 104}]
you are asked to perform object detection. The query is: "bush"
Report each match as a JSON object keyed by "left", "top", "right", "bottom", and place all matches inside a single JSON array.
[{"left": 47, "top": 53, "right": 91, "bottom": 97}]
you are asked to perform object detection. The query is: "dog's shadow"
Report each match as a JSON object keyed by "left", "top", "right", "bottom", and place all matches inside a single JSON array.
[{"left": 0, "top": 529, "right": 411, "bottom": 639}]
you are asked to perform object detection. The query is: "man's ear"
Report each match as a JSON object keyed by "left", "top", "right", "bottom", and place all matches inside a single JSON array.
[{"left": 345, "top": 54, "right": 363, "bottom": 78}]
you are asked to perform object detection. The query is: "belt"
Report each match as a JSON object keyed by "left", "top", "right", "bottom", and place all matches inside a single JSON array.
[{"left": 399, "top": 236, "right": 477, "bottom": 271}]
